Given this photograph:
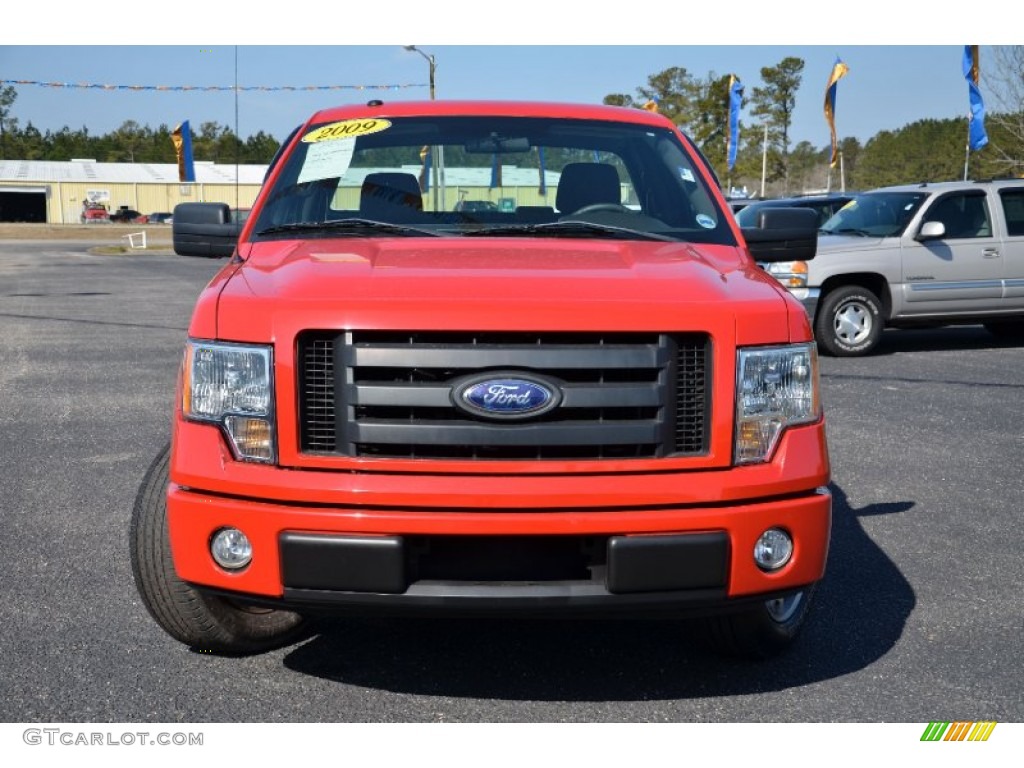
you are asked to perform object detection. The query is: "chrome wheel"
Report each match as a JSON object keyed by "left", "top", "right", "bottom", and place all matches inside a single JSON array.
[
  {"left": 816, "top": 285, "right": 884, "bottom": 356},
  {"left": 833, "top": 301, "right": 873, "bottom": 345}
]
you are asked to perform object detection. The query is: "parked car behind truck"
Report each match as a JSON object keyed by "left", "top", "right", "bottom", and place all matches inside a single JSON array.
[
  {"left": 735, "top": 193, "right": 854, "bottom": 229},
  {"left": 762, "top": 179, "right": 1024, "bottom": 356},
  {"left": 138, "top": 100, "right": 830, "bottom": 659}
]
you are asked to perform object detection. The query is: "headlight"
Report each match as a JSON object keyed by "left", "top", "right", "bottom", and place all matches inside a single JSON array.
[
  {"left": 183, "top": 340, "right": 276, "bottom": 463},
  {"left": 735, "top": 343, "right": 820, "bottom": 464},
  {"left": 766, "top": 260, "right": 808, "bottom": 288}
]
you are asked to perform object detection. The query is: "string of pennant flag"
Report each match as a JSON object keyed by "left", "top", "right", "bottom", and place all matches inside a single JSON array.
[{"left": 1, "top": 79, "right": 427, "bottom": 93}]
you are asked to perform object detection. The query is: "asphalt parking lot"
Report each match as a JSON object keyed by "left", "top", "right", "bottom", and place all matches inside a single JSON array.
[{"left": 1, "top": 241, "right": 1021, "bottom": 723}]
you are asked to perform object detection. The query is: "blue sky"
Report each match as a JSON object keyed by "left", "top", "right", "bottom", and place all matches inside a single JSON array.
[{"left": 1, "top": 7, "right": 1000, "bottom": 152}]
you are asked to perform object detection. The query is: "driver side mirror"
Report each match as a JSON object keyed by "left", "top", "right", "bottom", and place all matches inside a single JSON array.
[
  {"left": 172, "top": 203, "right": 240, "bottom": 258},
  {"left": 916, "top": 221, "right": 946, "bottom": 241},
  {"left": 741, "top": 207, "right": 818, "bottom": 263}
]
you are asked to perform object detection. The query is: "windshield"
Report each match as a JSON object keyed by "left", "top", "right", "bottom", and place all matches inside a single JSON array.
[
  {"left": 251, "top": 114, "right": 735, "bottom": 245},
  {"left": 820, "top": 191, "right": 927, "bottom": 238}
]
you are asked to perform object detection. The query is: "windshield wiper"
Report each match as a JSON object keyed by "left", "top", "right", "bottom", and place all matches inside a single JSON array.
[
  {"left": 255, "top": 218, "right": 443, "bottom": 238},
  {"left": 462, "top": 221, "right": 675, "bottom": 242},
  {"left": 824, "top": 227, "right": 872, "bottom": 237}
]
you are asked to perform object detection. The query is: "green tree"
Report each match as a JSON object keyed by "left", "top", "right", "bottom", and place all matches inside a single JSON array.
[
  {"left": 837, "top": 136, "right": 861, "bottom": 189},
  {"left": 603, "top": 67, "right": 698, "bottom": 128},
  {"left": 787, "top": 140, "right": 826, "bottom": 193},
  {"left": 636, "top": 67, "right": 698, "bottom": 127},
  {"left": 0, "top": 85, "right": 17, "bottom": 160},
  {"left": 856, "top": 119, "right": 964, "bottom": 188},
  {"left": 17, "top": 121, "right": 45, "bottom": 160},
  {"left": 113, "top": 120, "right": 145, "bottom": 163},
  {"left": 243, "top": 131, "right": 282, "bottom": 163},
  {"left": 47, "top": 126, "right": 92, "bottom": 161},
  {"left": 689, "top": 73, "right": 732, "bottom": 175},
  {"left": 146, "top": 124, "right": 176, "bottom": 164},
  {"left": 749, "top": 57, "right": 805, "bottom": 194},
  {"left": 983, "top": 45, "right": 1024, "bottom": 177},
  {"left": 192, "top": 121, "right": 225, "bottom": 161},
  {"left": 215, "top": 128, "right": 244, "bottom": 165},
  {"left": 602, "top": 94, "right": 635, "bottom": 108}
]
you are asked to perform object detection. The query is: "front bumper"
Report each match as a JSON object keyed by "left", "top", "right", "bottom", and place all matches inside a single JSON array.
[
  {"left": 174, "top": 489, "right": 830, "bottom": 616},
  {"left": 167, "top": 422, "right": 832, "bottom": 616}
]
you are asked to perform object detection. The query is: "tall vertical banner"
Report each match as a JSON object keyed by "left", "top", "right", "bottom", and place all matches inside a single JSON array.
[
  {"left": 726, "top": 75, "right": 743, "bottom": 172},
  {"left": 418, "top": 145, "right": 431, "bottom": 192},
  {"left": 538, "top": 146, "right": 547, "bottom": 196},
  {"left": 823, "top": 58, "right": 849, "bottom": 168},
  {"left": 490, "top": 153, "right": 502, "bottom": 188},
  {"left": 963, "top": 45, "right": 989, "bottom": 151},
  {"left": 171, "top": 121, "right": 196, "bottom": 183}
]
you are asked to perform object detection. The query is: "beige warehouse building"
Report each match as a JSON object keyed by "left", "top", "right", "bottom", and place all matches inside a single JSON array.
[
  {"left": 0, "top": 159, "right": 267, "bottom": 224},
  {"left": 0, "top": 159, "right": 579, "bottom": 223}
]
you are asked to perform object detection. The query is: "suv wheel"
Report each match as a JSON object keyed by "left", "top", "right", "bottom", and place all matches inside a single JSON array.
[
  {"left": 816, "top": 285, "right": 883, "bottom": 356},
  {"left": 701, "top": 586, "right": 816, "bottom": 659},
  {"left": 130, "top": 445, "right": 307, "bottom": 655}
]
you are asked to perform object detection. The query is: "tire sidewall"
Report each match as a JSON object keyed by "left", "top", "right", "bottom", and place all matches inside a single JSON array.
[
  {"left": 818, "top": 287, "right": 883, "bottom": 356},
  {"left": 130, "top": 444, "right": 305, "bottom": 654}
]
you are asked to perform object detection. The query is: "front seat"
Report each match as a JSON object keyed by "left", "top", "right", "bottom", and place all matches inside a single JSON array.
[
  {"left": 360, "top": 172, "right": 424, "bottom": 219},
  {"left": 555, "top": 163, "right": 621, "bottom": 215}
]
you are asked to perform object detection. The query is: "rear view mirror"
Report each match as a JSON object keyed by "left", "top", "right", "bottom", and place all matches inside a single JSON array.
[
  {"left": 464, "top": 135, "right": 531, "bottom": 154},
  {"left": 172, "top": 203, "right": 239, "bottom": 258},
  {"left": 741, "top": 207, "right": 818, "bottom": 263}
]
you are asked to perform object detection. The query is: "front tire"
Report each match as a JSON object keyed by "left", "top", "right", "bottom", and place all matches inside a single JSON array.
[
  {"left": 129, "top": 445, "right": 306, "bottom": 655},
  {"left": 701, "top": 586, "right": 816, "bottom": 659},
  {"left": 816, "top": 285, "right": 884, "bottom": 356}
]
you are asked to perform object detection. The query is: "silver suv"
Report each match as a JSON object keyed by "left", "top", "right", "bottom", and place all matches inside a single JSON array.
[{"left": 761, "top": 180, "right": 1024, "bottom": 356}]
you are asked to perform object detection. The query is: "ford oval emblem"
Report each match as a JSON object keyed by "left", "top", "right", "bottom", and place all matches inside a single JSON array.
[{"left": 452, "top": 373, "right": 562, "bottom": 420}]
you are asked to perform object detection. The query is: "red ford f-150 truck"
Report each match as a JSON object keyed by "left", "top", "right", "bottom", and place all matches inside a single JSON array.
[{"left": 131, "top": 100, "right": 830, "bottom": 658}]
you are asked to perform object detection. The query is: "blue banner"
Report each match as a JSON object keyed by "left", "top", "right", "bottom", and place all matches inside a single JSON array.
[
  {"left": 171, "top": 121, "right": 195, "bottom": 183},
  {"left": 727, "top": 75, "right": 743, "bottom": 172},
  {"left": 490, "top": 153, "right": 502, "bottom": 188},
  {"left": 963, "top": 46, "right": 989, "bottom": 152}
]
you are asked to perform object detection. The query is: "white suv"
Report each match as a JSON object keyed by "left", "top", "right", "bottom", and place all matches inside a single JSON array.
[{"left": 761, "top": 180, "right": 1024, "bottom": 356}]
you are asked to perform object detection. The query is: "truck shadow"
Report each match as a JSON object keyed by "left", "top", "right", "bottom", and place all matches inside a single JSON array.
[{"left": 282, "top": 483, "right": 915, "bottom": 701}]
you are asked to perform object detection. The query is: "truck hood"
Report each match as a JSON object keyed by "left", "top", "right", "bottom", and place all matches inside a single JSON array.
[{"left": 213, "top": 237, "right": 797, "bottom": 345}]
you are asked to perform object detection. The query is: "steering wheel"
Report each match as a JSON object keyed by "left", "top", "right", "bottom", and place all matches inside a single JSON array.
[{"left": 570, "top": 203, "right": 633, "bottom": 215}]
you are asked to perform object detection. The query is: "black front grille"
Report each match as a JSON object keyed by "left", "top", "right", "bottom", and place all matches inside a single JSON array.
[{"left": 297, "top": 331, "right": 711, "bottom": 460}]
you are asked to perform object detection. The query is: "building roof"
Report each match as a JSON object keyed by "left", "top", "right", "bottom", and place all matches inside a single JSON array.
[{"left": 0, "top": 159, "right": 269, "bottom": 185}]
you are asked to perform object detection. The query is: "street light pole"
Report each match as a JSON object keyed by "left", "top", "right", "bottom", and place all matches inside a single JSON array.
[
  {"left": 403, "top": 45, "right": 436, "bottom": 100},
  {"left": 404, "top": 46, "right": 444, "bottom": 210}
]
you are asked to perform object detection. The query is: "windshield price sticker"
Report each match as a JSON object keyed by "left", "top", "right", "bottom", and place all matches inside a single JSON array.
[
  {"left": 297, "top": 138, "right": 356, "bottom": 184},
  {"left": 302, "top": 119, "right": 392, "bottom": 143}
]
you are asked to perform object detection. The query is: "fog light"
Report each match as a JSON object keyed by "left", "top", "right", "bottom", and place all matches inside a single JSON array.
[
  {"left": 754, "top": 528, "right": 793, "bottom": 571},
  {"left": 210, "top": 528, "right": 253, "bottom": 570}
]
